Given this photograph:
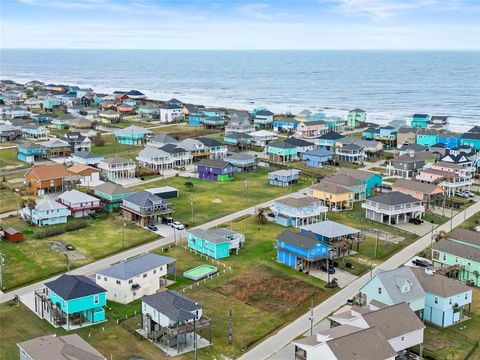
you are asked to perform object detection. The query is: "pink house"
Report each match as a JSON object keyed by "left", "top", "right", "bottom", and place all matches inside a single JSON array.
[{"left": 295, "top": 120, "right": 328, "bottom": 139}]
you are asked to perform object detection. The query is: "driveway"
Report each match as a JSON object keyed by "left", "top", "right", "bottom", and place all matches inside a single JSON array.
[
  {"left": 309, "top": 267, "right": 358, "bottom": 288},
  {"left": 147, "top": 222, "right": 186, "bottom": 240},
  {"left": 392, "top": 220, "right": 437, "bottom": 236}
]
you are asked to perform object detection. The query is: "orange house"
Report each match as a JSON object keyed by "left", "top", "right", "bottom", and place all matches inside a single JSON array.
[{"left": 25, "top": 164, "right": 78, "bottom": 195}]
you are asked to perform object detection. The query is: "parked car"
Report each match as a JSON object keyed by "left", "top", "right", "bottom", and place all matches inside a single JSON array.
[
  {"left": 171, "top": 221, "right": 184, "bottom": 230},
  {"left": 147, "top": 224, "right": 158, "bottom": 231},
  {"left": 409, "top": 218, "right": 423, "bottom": 225},
  {"left": 161, "top": 216, "right": 174, "bottom": 225},
  {"left": 267, "top": 212, "right": 275, "bottom": 217},
  {"left": 464, "top": 190, "right": 475, "bottom": 198},
  {"left": 412, "top": 258, "right": 431, "bottom": 267},
  {"left": 320, "top": 264, "right": 335, "bottom": 274},
  {"left": 65, "top": 244, "right": 75, "bottom": 251}
]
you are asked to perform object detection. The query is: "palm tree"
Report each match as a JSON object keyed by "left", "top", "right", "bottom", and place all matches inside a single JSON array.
[
  {"left": 256, "top": 207, "right": 268, "bottom": 225},
  {"left": 435, "top": 230, "right": 447, "bottom": 243},
  {"left": 339, "top": 237, "right": 352, "bottom": 264},
  {"left": 21, "top": 198, "right": 37, "bottom": 224}
]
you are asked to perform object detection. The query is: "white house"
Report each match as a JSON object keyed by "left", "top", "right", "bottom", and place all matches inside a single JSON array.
[
  {"left": 248, "top": 130, "right": 278, "bottom": 147},
  {"left": 57, "top": 189, "right": 102, "bottom": 218},
  {"left": 21, "top": 125, "right": 49, "bottom": 139},
  {"left": 96, "top": 253, "right": 175, "bottom": 304},
  {"left": 136, "top": 147, "right": 175, "bottom": 173},
  {"left": 98, "top": 157, "right": 136, "bottom": 182},
  {"left": 160, "top": 103, "right": 183, "bottom": 123}
]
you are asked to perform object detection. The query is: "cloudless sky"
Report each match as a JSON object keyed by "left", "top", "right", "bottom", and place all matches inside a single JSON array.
[{"left": 1, "top": 0, "right": 479, "bottom": 49}]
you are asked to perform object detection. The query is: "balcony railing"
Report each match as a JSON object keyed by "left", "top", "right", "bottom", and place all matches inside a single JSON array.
[{"left": 362, "top": 202, "right": 425, "bottom": 215}]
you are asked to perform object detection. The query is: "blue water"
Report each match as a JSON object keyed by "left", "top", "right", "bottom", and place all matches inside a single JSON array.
[{"left": 1, "top": 49, "right": 479, "bottom": 131}]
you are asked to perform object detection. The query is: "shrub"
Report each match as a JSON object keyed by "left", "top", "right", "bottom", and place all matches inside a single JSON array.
[
  {"left": 34, "top": 221, "right": 88, "bottom": 239},
  {"left": 92, "top": 134, "right": 105, "bottom": 146}
]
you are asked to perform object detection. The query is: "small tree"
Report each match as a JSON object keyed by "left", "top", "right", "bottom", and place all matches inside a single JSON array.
[
  {"left": 256, "top": 207, "right": 268, "bottom": 225},
  {"left": 92, "top": 134, "right": 105, "bottom": 147},
  {"left": 339, "top": 237, "right": 352, "bottom": 264},
  {"left": 184, "top": 181, "right": 194, "bottom": 191},
  {"left": 21, "top": 198, "right": 37, "bottom": 224}
]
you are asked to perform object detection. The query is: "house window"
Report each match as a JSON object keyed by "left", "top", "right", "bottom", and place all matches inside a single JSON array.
[
  {"left": 449, "top": 299, "right": 452, "bottom": 305},
  {"left": 401, "top": 336, "right": 405, "bottom": 342},
  {"left": 104, "top": 277, "right": 107, "bottom": 281},
  {"left": 378, "top": 287, "right": 382, "bottom": 294},
  {"left": 442, "top": 254, "right": 446, "bottom": 261},
  {"left": 116, "top": 280, "right": 121, "bottom": 285},
  {"left": 154, "top": 310, "right": 157, "bottom": 316},
  {"left": 143, "top": 273, "right": 147, "bottom": 278},
  {"left": 465, "top": 293, "right": 468, "bottom": 300},
  {"left": 94, "top": 295, "right": 99, "bottom": 304},
  {"left": 128, "top": 279, "right": 133, "bottom": 284},
  {"left": 154, "top": 269, "right": 157, "bottom": 274},
  {"left": 434, "top": 297, "right": 438, "bottom": 304},
  {"left": 97, "top": 275, "right": 100, "bottom": 280}
]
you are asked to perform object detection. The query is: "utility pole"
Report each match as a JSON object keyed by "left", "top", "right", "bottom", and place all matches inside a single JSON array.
[
  {"left": 0, "top": 253, "right": 4, "bottom": 290},
  {"left": 374, "top": 229, "right": 379, "bottom": 258},
  {"left": 450, "top": 206, "right": 454, "bottom": 230},
  {"left": 122, "top": 212, "right": 126, "bottom": 249},
  {"left": 190, "top": 197, "right": 194, "bottom": 225},
  {"left": 309, "top": 299, "right": 314, "bottom": 336},
  {"left": 193, "top": 316, "right": 197, "bottom": 360},
  {"left": 228, "top": 309, "right": 233, "bottom": 344},
  {"left": 430, "top": 223, "right": 435, "bottom": 260},
  {"left": 64, "top": 253, "right": 70, "bottom": 274}
]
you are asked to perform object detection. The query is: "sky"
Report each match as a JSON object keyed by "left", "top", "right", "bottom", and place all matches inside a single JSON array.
[{"left": 1, "top": 0, "right": 479, "bottom": 49}]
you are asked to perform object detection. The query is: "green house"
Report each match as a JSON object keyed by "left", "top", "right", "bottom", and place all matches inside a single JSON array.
[
  {"left": 186, "top": 228, "right": 245, "bottom": 259},
  {"left": 266, "top": 140, "right": 298, "bottom": 162},
  {"left": 416, "top": 130, "right": 439, "bottom": 147},
  {"left": 432, "top": 228, "right": 480, "bottom": 286},
  {"left": 347, "top": 108, "right": 366, "bottom": 128},
  {"left": 411, "top": 114, "right": 430, "bottom": 128},
  {"left": 93, "top": 182, "right": 133, "bottom": 212},
  {"left": 114, "top": 125, "right": 152, "bottom": 145}
]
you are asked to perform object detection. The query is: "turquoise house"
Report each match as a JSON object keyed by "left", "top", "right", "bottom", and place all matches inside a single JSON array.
[
  {"left": 43, "top": 274, "right": 106, "bottom": 329},
  {"left": 42, "top": 97, "right": 62, "bottom": 110},
  {"left": 277, "top": 230, "right": 329, "bottom": 270},
  {"left": 412, "top": 267, "right": 472, "bottom": 328},
  {"left": 114, "top": 125, "right": 151, "bottom": 145},
  {"left": 411, "top": 114, "right": 430, "bottom": 128},
  {"left": 17, "top": 143, "right": 48, "bottom": 163},
  {"left": 31, "top": 114, "right": 50, "bottom": 123},
  {"left": 186, "top": 228, "right": 245, "bottom": 259},
  {"left": 359, "top": 267, "right": 425, "bottom": 315},
  {"left": 22, "top": 198, "right": 71, "bottom": 226},
  {"left": 461, "top": 133, "right": 480, "bottom": 150},
  {"left": 188, "top": 111, "right": 205, "bottom": 126},
  {"left": 362, "top": 126, "right": 379, "bottom": 140},
  {"left": 338, "top": 168, "right": 382, "bottom": 197},
  {"left": 416, "top": 130, "right": 439, "bottom": 147},
  {"left": 266, "top": 141, "right": 298, "bottom": 162},
  {"left": 318, "top": 131, "right": 344, "bottom": 151},
  {"left": 93, "top": 182, "right": 133, "bottom": 212},
  {"left": 122, "top": 99, "right": 137, "bottom": 107}
]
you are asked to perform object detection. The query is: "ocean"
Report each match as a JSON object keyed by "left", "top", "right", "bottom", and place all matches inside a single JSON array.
[{"left": 1, "top": 49, "right": 479, "bottom": 131}]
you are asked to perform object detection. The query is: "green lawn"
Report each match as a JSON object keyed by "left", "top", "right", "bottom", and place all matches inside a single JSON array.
[
  {"left": 150, "top": 124, "right": 219, "bottom": 140},
  {"left": 0, "top": 189, "right": 21, "bottom": 213},
  {"left": 423, "top": 212, "right": 450, "bottom": 225},
  {"left": 133, "top": 167, "right": 311, "bottom": 226},
  {"left": 0, "top": 148, "right": 25, "bottom": 171},
  {"left": 90, "top": 134, "right": 141, "bottom": 158},
  {"left": 382, "top": 178, "right": 398, "bottom": 184},
  {"left": 0, "top": 214, "right": 158, "bottom": 290}
]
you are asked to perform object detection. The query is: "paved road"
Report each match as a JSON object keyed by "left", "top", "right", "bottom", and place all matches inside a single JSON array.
[
  {"left": 0, "top": 187, "right": 310, "bottom": 303},
  {"left": 239, "top": 200, "right": 480, "bottom": 360}
]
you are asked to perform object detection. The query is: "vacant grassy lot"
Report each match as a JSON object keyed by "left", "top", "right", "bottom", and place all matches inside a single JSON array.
[
  {"left": 0, "top": 148, "right": 25, "bottom": 171},
  {"left": 133, "top": 167, "right": 310, "bottom": 226},
  {"left": 0, "top": 214, "right": 158, "bottom": 290},
  {"left": 150, "top": 124, "right": 219, "bottom": 140},
  {"left": 90, "top": 134, "right": 141, "bottom": 158},
  {"left": 0, "top": 189, "right": 21, "bottom": 214}
]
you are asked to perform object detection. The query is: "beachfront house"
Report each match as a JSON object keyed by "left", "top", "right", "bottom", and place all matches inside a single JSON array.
[
  {"left": 17, "top": 334, "right": 106, "bottom": 360},
  {"left": 347, "top": 108, "right": 366, "bottom": 128},
  {"left": 412, "top": 267, "right": 472, "bottom": 328},
  {"left": 416, "top": 130, "right": 439, "bottom": 147},
  {"left": 159, "top": 103, "right": 183, "bottom": 123},
  {"left": 461, "top": 132, "right": 480, "bottom": 150},
  {"left": 416, "top": 161, "right": 474, "bottom": 197},
  {"left": 273, "top": 117, "right": 299, "bottom": 133},
  {"left": 295, "top": 120, "right": 328, "bottom": 139},
  {"left": 22, "top": 198, "right": 71, "bottom": 226},
  {"left": 310, "top": 181, "right": 354, "bottom": 211},
  {"left": 57, "top": 189, "right": 102, "bottom": 218},
  {"left": 121, "top": 190, "right": 174, "bottom": 227},
  {"left": 226, "top": 153, "right": 256, "bottom": 172},
  {"left": 362, "top": 191, "right": 425, "bottom": 225},
  {"left": 98, "top": 157, "right": 136, "bottom": 182},
  {"left": 270, "top": 196, "right": 327, "bottom": 227},
  {"left": 136, "top": 147, "right": 175, "bottom": 173},
  {"left": 397, "top": 126, "right": 419, "bottom": 145},
  {"left": 93, "top": 182, "right": 133, "bottom": 212},
  {"left": 301, "top": 148, "right": 333, "bottom": 167},
  {"left": 196, "top": 159, "right": 234, "bottom": 181},
  {"left": 411, "top": 114, "right": 430, "bottom": 128},
  {"left": 337, "top": 168, "right": 382, "bottom": 197},
  {"left": 16, "top": 143, "right": 48, "bottom": 163},
  {"left": 276, "top": 230, "right": 329, "bottom": 271},
  {"left": 359, "top": 267, "right": 425, "bottom": 314},
  {"left": 318, "top": 131, "right": 344, "bottom": 151},
  {"left": 438, "top": 132, "right": 462, "bottom": 149},
  {"left": 96, "top": 253, "right": 175, "bottom": 304},
  {"left": 71, "top": 151, "right": 104, "bottom": 167},
  {"left": 114, "top": 125, "right": 151, "bottom": 145},
  {"left": 34, "top": 274, "right": 106, "bottom": 330},
  {"left": 253, "top": 109, "right": 274, "bottom": 129},
  {"left": 266, "top": 140, "right": 298, "bottom": 162},
  {"left": 225, "top": 113, "right": 255, "bottom": 133},
  {"left": 187, "top": 228, "right": 245, "bottom": 259},
  {"left": 249, "top": 130, "right": 278, "bottom": 147},
  {"left": 432, "top": 228, "right": 480, "bottom": 287},
  {"left": 268, "top": 169, "right": 300, "bottom": 187}
]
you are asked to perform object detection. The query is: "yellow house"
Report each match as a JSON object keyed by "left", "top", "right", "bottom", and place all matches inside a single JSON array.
[{"left": 311, "top": 181, "right": 354, "bottom": 211}]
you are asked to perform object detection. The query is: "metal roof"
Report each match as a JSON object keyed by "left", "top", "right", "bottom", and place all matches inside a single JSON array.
[{"left": 301, "top": 220, "right": 359, "bottom": 238}]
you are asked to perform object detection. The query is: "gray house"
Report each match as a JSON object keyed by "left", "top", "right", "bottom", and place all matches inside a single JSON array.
[
  {"left": 226, "top": 153, "right": 256, "bottom": 172},
  {"left": 387, "top": 152, "right": 432, "bottom": 179},
  {"left": 121, "top": 190, "right": 174, "bottom": 227},
  {"left": 362, "top": 191, "right": 425, "bottom": 224}
]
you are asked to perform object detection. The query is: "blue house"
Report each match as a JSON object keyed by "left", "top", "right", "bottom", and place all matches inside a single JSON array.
[
  {"left": 17, "top": 143, "right": 48, "bottom": 163},
  {"left": 301, "top": 148, "right": 333, "bottom": 167},
  {"left": 411, "top": 114, "right": 430, "bottom": 128},
  {"left": 186, "top": 228, "right": 245, "bottom": 259},
  {"left": 412, "top": 267, "right": 472, "bottom": 328},
  {"left": 31, "top": 114, "right": 50, "bottom": 123},
  {"left": 277, "top": 230, "right": 329, "bottom": 270},
  {"left": 337, "top": 168, "right": 382, "bottom": 197},
  {"left": 21, "top": 198, "right": 71, "bottom": 227},
  {"left": 318, "top": 131, "right": 343, "bottom": 151},
  {"left": 416, "top": 130, "right": 439, "bottom": 147},
  {"left": 359, "top": 267, "right": 426, "bottom": 315},
  {"left": 273, "top": 118, "right": 299, "bottom": 133},
  {"left": 300, "top": 220, "right": 360, "bottom": 253},
  {"left": 461, "top": 132, "right": 480, "bottom": 150},
  {"left": 223, "top": 132, "right": 253, "bottom": 147},
  {"left": 37, "top": 274, "right": 107, "bottom": 330},
  {"left": 362, "top": 126, "right": 379, "bottom": 140},
  {"left": 268, "top": 169, "right": 300, "bottom": 187},
  {"left": 71, "top": 151, "right": 104, "bottom": 166},
  {"left": 188, "top": 111, "right": 205, "bottom": 127},
  {"left": 438, "top": 133, "right": 462, "bottom": 149},
  {"left": 189, "top": 109, "right": 223, "bottom": 127}
]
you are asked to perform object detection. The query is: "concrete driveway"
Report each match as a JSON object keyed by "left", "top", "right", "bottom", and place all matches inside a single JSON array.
[
  {"left": 392, "top": 220, "right": 437, "bottom": 236},
  {"left": 309, "top": 267, "right": 358, "bottom": 288},
  {"left": 147, "top": 223, "right": 186, "bottom": 240}
]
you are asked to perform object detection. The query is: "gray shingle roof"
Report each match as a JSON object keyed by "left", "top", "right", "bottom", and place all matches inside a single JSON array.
[
  {"left": 268, "top": 140, "right": 297, "bottom": 149},
  {"left": 275, "top": 196, "right": 321, "bottom": 208},
  {"left": 336, "top": 168, "right": 378, "bottom": 181},
  {"left": 368, "top": 191, "right": 420, "bottom": 206},
  {"left": 322, "top": 174, "right": 364, "bottom": 188},
  {"left": 196, "top": 158, "right": 230, "bottom": 169},
  {"left": 393, "top": 178, "right": 444, "bottom": 195},
  {"left": 150, "top": 134, "right": 178, "bottom": 144},
  {"left": 96, "top": 253, "right": 175, "bottom": 280},
  {"left": 142, "top": 290, "right": 201, "bottom": 322},
  {"left": 124, "top": 190, "right": 168, "bottom": 207},
  {"left": 73, "top": 151, "right": 101, "bottom": 159},
  {"left": 448, "top": 228, "right": 480, "bottom": 247},
  {"left": 411, "top": 267, "right": 470, "bottom": 298},
  {"left": 301, "top": 220, "right": 359, "bottom": 238},
  {"left": 45, "top": 275, "right": 106, "bottom": 300},
  {"left": 434, "top": 238, "right": 480, "bottom": 262},
  {"left": 284, "top": 137, "right": 313, "bottom": 147},
  {"left": 277, "top": 230, "right": 318, "bottom": 249},
  {"left": 303, "top": 148, "right": 333, "bottom": 157},
  {"left": 93, "top": 182, "right": 131, "bottom": 196},
  {"left": 372, "top": 267, "right": 425, "bottom": 304},
  {"left": 187, "top": 227, "right": 238, "bottom": 244}
]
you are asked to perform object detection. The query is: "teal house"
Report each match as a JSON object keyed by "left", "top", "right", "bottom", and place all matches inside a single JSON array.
[
  {"left": 461, "top": 132, "right": 480, "bottom": 150},
  {"left": 186, "top": 228, "right": 245, "bottom": 259},
  {"left": 362, "top": 126, "right": 379, "bottom": 140},
  {"left": 39, "top": 274, "right": 107, "bottom": 330},
  {"left": 411, "top": 114, "right": 430, "bottom": 128},
  {"left": 318, "top": 131, "right": 344, "bottom": 151},
  {"left": 31, "top": 114, "right": 51, "bottom": 123},
  {"left": 17, "top": 143, "right": 48, "bottom": 163},
  {"left": 359, "top": 267, "right": 426, "bottom": 316},
  {"left": 337, "top": 168, "right": 382, "bottom": 197},
  {"left": 114, "top": 125, "right": 152, "bottom": 145},
  {"left": 416, "top": 130, "right": 439, "bottom": 147},
  {"left": 432, "top": 228, "right": 480, "bottom": 287},
  {"left": 347, "top": 108, "right": 366, "bottom": 128},
  {"left": 266, "top": 140, "right": 298, "bottom": 162},
  {"left": 93, "top": 182, "right": 133, "bottom": 212},
  {"left": 42, "top": 97, "right": 62, "bottom": 111}
]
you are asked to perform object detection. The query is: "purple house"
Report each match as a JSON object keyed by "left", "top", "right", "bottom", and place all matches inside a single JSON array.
[{"left": 196, "top": 159, "right": 234, "bottom": 181}]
